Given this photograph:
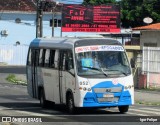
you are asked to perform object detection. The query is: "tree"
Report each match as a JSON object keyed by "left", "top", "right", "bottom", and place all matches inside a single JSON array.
[
  {"left": 83, "top": 0, "right": 116, "bottom": 5},
  {"left": 120, "top": 0, "right": 160, "bottom": 28}
]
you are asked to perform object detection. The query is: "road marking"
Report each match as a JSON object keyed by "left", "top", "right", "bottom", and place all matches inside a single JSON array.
[
  {"left": 127, "top": 112, "right": 150, "bottom": 116},
  {"left": 0, "top": 107, "right": 12, "bottom": 110},
  {"left": 140, "top": 107, "right": 160, "bottom": 112},
  {"left": 129, "top": 109, "right": 160, "bottom": 115}
]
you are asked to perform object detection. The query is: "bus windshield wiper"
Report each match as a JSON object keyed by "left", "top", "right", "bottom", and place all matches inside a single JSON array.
[
  {"left": 100, "top": 68, "right": 108, "bottom": 77},
  {"left": 104, "top": 69, "right": 128, "bottom": 76},
  {"left": 82, "top": 66, "right": 108, "bottom": 77}
]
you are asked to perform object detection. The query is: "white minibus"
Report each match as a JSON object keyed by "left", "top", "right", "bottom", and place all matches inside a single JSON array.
[{"left": 26, "top": 37, "right": 134, "bottom": 114}]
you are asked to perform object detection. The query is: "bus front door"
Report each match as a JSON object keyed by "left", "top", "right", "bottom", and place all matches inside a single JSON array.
[{"left": 59, "top": 51, "right": 67, "bottom": 104}]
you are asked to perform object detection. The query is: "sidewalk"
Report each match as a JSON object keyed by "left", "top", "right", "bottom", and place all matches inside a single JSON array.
[{"left": 134, "top": 89, "right": 160, "bottom": 105}]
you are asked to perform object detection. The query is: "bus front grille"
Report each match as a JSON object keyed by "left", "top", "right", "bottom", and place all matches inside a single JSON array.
[
  {"left": 93, "top": 87, "right": 122, "bottom": 103},
  {"left": 94, "top": 87, "right": 122, "bottom": 93},
  {"left": 97, "top": 97, "right": 119, "bottom": 102}
]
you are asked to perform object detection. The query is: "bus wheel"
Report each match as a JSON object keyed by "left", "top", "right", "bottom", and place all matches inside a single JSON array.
[
  {"left": 118, "top": 105, "right": 129, "bottom": 113},
  {"left": 40, "top": 89, "right": 47, "bottom": 108},
  {"left": 67, "top": 94, "right": 75, "bottom": 114}
]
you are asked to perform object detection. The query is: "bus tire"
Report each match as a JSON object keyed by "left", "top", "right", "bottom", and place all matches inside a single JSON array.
[
  {"left": 40, "top": 89, "right": 47, "bottom": 108},
  {"left": 67, "top": 94, "right": 75, "bottom": 114},
  {"left": 118, "top": 105, "right": 129, "bottom": 113}
]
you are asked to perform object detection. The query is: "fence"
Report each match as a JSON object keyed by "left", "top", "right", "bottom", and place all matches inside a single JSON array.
[
  {"left": 0, "top": 45, "right": 29, "bottom": 65},
  {"left": 142, "top": 47, "right": 160, "bottom": 88}
]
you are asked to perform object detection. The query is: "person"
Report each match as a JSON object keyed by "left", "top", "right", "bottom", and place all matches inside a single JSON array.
[
  {"left": 104, "top": 54, "right": 119, "bottom": 67},
  {"left": 93, "top": 56, "right": 100, "bottom": 68}
]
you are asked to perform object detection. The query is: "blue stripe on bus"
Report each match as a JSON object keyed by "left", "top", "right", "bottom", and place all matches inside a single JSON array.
[{"left": 83, "top": 81, "right": 132, "bottom": 107}]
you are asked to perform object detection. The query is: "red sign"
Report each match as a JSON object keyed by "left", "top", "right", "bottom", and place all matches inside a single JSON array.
[{"left": 62, "top": 4, "right": 120, "bottom": 33}]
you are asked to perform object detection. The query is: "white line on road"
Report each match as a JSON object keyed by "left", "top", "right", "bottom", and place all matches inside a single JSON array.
[
  {"left": 140, "top": 107, "right": 160, "bottom": 112},
  {"left": 127, "top": 112, "right": 150, "bottom": 116},
  {"left": 129, "top": 109, "right": 160, "bottom": 115}
]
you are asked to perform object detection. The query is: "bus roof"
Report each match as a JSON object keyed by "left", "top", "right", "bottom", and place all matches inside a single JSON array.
[{"left": 29, "top": 37, "right": 122, "bottom": 49}]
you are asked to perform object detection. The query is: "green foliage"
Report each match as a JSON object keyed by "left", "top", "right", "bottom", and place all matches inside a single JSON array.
[
  {"left": 120, "top": 0, "right": 160, "bottom": 28},
  {"left": 6, "top": 74, "right": 27, "bottom": 85},
  {"left": 83, "top": 0, "right": 116, "bottom": 5}
]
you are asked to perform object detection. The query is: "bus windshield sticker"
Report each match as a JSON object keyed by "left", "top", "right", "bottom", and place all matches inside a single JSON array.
[
  {"left": 81, "top": 58, "right": 93, "bottom": 69},
  {"left": 75, "top": 45, "right": 124, "bottom": 53}
]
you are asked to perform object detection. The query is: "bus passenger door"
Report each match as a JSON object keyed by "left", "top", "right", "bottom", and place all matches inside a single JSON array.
[
  {"left": 31, "top": 49, "right": 39, "bottom": 98},
  {"left": 59, "top": 51, "right": 66, "bottom": 103},
  {"left": 59, "top": 50, "right": 75, "bottom": 104}
]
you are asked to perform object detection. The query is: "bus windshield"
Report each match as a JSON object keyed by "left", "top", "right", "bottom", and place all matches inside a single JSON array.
[{"left": 76, "top": 50, "right": 131, "bottom": 78}]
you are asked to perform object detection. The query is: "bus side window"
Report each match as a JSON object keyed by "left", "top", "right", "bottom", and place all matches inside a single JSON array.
[
  {"left": 35, "top": 49, "right": 40, "bottom": 66},
  {"left": 27, "top": 48, "right": 31, "bottom": 66},
  {"left": 65, "top": 51, "right": 74, "bottom": 73},
  {"left": 39, "top": 49, "right": 46, "bottom": 67},
  {"left": 44, "top": 49, "right": 50, "bottom": 67},
  {"left": 39, "top": 49, "right": 43, "bottom": 66},
  {"left": 31, "top": 49, "right": 34, "bottom": 66},
  {"left": 54, "top": 50, "right": 59, "bottom": 69},
  {"left": 49, "top": 50, "right": 55, "bottom": 68}
]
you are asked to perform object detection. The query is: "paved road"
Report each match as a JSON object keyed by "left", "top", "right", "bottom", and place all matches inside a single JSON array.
[
  {"left": 0, "top": 66, "right": 26, "bottom": 74},
  {"left": 0, "top": 80, "right": 160, "bottom": 125}
]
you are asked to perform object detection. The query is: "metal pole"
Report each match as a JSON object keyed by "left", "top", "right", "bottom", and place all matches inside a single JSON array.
[
  {"left": 52, "top": 9, "right": 55, "bottom": 37},
  {"left": 60, "top": 6, "right": 62, "bottom": 37},
  {"left": 147, "top": 47, "right": 150, "bottom": 88},
  {"left": 40, "top": 6, "right": 43, "bottom": 37},
  {"left": 36, "top": 0, "right": 40, "bottom": 38},
  {"left": 36, "top": 0, "right": 43, "bottom": 38}
]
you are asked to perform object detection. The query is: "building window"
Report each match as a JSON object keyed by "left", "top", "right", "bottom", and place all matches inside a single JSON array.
[
  {"left": 54, "top": 19, "right": 61, "bottom": 27},
  {"left": 44, "top": 49, "right": 50, "bottom": 67},
  {"left": 144, "top": 43, "right": 157, "bottom": 47},
  {"left": 50, "top": 19, "right": 61, "bottom": 27}
]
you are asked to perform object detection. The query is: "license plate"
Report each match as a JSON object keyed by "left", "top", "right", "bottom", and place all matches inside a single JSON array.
[{"left": 103, "top": 94, "right": 114, "bottom": 98}]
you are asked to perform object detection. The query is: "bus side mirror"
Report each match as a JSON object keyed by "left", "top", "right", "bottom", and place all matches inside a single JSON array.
[{"left": 130, "top": 58, "right": 135, "bottom": 68}]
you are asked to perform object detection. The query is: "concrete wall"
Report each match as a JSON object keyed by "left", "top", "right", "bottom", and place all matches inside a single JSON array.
[
  {"left": 0, "top": 45, "right": 29, "bottom": 65},
  {"left": 140, "top": 30, "right": 160, "bottom": 48}
]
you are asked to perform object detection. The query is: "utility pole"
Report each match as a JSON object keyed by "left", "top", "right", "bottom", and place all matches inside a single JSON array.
[
  {"left": 36, "top": 0, "right": 43, "bottom": 38},
  {"left": 52, "top": 9, "right": 55, "bottom": 37}
]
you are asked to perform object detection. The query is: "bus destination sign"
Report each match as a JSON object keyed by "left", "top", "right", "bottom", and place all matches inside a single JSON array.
[{"left": 62, "top": 4, "right": 120, "bottom": 33}]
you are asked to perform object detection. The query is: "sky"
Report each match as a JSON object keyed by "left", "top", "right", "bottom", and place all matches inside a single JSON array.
[
  {"left": 52, "top": 0, "right": 83, "bottom": 4},
  {"left": 51, "top": 0, "right": 120, "bottom": 4}
]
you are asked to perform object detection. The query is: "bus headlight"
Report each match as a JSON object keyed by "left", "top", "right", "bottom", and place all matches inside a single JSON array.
[
  {"left": 80, "top": 82, "right": 82, "bottom": 85},
  {"left": 124, "top": 85, "right": 133, "bottom": 90},
  {"left": 88, "top": 88, "right": 91, "bottom": 91},
  {"left": 83, "top": 81, "right": 86, "bottom": 85},
  {"left": 83, "top": 87, "right": 87, "bottom": 91}
]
